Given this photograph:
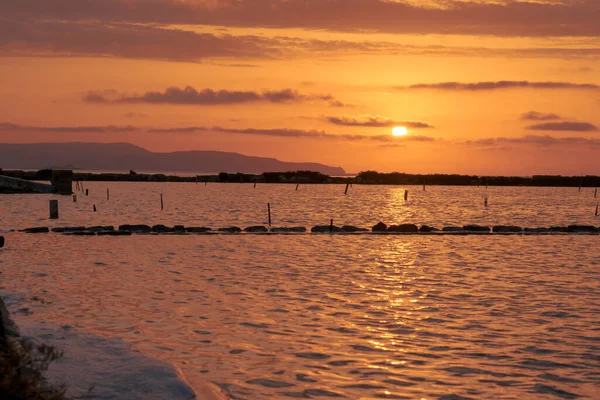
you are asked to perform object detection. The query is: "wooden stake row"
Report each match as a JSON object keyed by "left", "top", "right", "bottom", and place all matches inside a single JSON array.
[{"left": 51, "top": 183, "right": 600, "bottom": 220}]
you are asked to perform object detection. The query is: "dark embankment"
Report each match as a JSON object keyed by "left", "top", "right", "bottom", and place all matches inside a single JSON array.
[
  {"left": 3, "top": 169, "right": 600, "bottom": 187},
  {"left": 355, "top": 171, "right": 600, "bottom": 187},
  {"left": 0, "top": 298, "right": 68, "bottom": 400}
]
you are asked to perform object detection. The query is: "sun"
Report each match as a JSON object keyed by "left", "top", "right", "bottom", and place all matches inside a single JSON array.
[{"left": 392, "top": 126, "right": 408, "bottom": 136}]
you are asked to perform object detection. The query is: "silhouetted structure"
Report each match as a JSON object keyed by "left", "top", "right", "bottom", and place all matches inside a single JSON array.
[{"left": 0, "top": 170, "right": 72, "bottom": 194}]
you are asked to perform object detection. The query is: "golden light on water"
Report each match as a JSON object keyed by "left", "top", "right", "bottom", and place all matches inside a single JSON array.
[{"left": 392, "top": 126, "right": 408, "bottom": 136}]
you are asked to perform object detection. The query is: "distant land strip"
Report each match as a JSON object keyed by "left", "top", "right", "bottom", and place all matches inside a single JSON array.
[{"left": 2, "top": 170, "right": 600, "bottom": 187}]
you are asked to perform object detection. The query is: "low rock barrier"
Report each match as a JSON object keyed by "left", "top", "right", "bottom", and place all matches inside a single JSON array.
[
  {"left": 10, "top": 222, "right": 600, "bottom": 236},
  {"left": 1, "top": 296, "right": 69, "bottom": 400}
]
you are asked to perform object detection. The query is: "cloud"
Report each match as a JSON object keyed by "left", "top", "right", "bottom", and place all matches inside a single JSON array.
[
  {"left": 328, "top": 100, "right": 355, "bottom": 108},
  {"left": 376, "top": 143, "right": 407, "bottom": 149},
  {"left": 2, "top": 0, "right": 600, "bottom": 37},
  {"left": 402, "top": 81, "right": 600, "bottom": 91},
  {"left": 521, "top": 111, "right": 562, "bottom": 121},
  {"left": 151, "top": 126, "right": 437, "bottom": 142},
  {"left": 123, "top": 112, "right": 147, "bottom": 118},
  {"left": 0, "top": 122, "right": 438, "bottom": 143},
  {"left": 325, "top": 115, "right": 433, "bottom": 129},
  {"left": 463, "top": 135, "right": 600, "bottom": 148},
  {"left": 526, "top": 122, "right": 599, "bottom": 132},
  {"left": 262, "top": 89, "right": 302, "bottom": 103},
  {"left": 2, "top": 19, "right": 600, "bottom": 63},
  {"left": 0, "top": 20, "right": 277, "bottom": 62},
  {"left": 0, "top": 122, "right": 138, "bottom": 133},
  {"left": 6, "top": 121, "right": 600, "bottom": 153},
  {"left": 83, "top": 86, "right": 336, "bottom": 105}
]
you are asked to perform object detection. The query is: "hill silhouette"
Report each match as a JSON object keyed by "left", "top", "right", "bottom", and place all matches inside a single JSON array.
[{"left": 0, "top": 142, "right": 345, "bottom": 175}]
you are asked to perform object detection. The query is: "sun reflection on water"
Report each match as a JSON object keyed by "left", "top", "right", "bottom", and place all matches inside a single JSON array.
[{"left": 2, "top": 233, "right": 598, "bottom": 399}]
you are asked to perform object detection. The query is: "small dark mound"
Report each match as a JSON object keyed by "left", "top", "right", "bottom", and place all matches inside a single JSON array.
[
  {"left": 387, "top": 224, "right": 418, "bottom": 233},
  {"left": 21, "top": 227, "right": 50, "bottom": 234},
  {"left": 244, "top": 226, "right": 269, "bottom": 233},
  {"left": 218, "top": 227, "right": 242, "bottom": 233},
  {"left": 372, "top": 222, "right": 387, "bottom": 232}
]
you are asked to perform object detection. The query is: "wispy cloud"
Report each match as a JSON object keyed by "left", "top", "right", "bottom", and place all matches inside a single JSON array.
[
  {"left": 0, "top": 20, "right": 274, "bottom": 62},
  {"left": 328, "top": 100, "right": 356, "bottom": 108},
  {"left": 526, "top": 122, "right": 598, "bottom": 132},
  {"left": 401, "top": 81, "right": 600, "bottom": 91},
  {"left": 3, "top": 19, "right": 600, "bottom": 64},
  {"left": 83, "top": 86, "right": 335, "bottom": 105},
  {"left": 0, "top": 122, "right": 437, "bottom": 143},
  {"left": 2, "top": 0, "right": 600, "bottom": 37},
  {"left": 123, "top": 112, "right": 146, "bottom": 118},
  {"left": 151, "top": 126, "right": 438, "bottom": 142},
  {"left": 325, "top": 115, "right": 433, "bottom": 129},
  {"left": 5, "top": 122, "right": 600, "bottom": 153},
  {"left": 0, "top": 122, "right": 138, "bottom": 133},
  {"left": 521, "top": 111, "right": 562, "bottom": 121},
  {"left": 463, "top": 135, "right": 600, "bottom": 148}
]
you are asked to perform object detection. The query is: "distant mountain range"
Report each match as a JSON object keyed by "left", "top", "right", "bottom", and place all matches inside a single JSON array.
[{"left": 0, "top": 142, "right": 346, "bottom": 175}]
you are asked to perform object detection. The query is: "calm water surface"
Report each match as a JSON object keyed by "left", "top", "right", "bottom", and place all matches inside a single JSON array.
[{"left": 1, "top": 184, "right": 599, "bottom": 399}]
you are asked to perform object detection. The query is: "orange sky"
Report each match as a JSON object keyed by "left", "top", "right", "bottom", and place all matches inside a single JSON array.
[{"left": 1, "top": 0, "right": 599, "bottom": 174}]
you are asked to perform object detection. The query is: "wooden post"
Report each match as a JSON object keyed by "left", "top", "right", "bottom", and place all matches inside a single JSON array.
[
  {"left": 484, "top": 196, "right": 488, "bottom": 207},
  {"left": 107, "top": 188, "right": 110, "bottom": 200},
  {"left": 93, "top": 204, "right": 97, "bottom": 212},
  {"left": 73, "top": 194, "right": 77, "bottom": 202},
  {"left": 330, "top": 219, "right": 334, "bottom": 233},
  {"left": 268, "top": 203, "right": 271, "bottom": 226},
  {"left": 344, "top": 183, "right": 349, "bottom": 195},
  {"left": 596, "top": 203, "right": 599, "bottom": 216},
  {"left": 49, "top": 200, "right": 59, "bottom": 219},
  {"left": 254, "top": 182, "right": 256, "bottom": 189},
  {"left": 0, "top": 236, "right": 4, "bottom": 249},
  {"left": 205, "top": 181, "right": 207, "bottom": 186},
  {"left": 404, "top": 190, "right": 408, "bottom": 201},
  {"left": 595, "top": 188, "right": 597, "bottom": 198},
  {"left": 160, "top": 193, "right": 164, "bottom": 210},
  {"left": 296, "top": 183, "right": 299, "bottom": 191},
  {"left": 85, "top": 189, "right": 89, "bottom": 196}
]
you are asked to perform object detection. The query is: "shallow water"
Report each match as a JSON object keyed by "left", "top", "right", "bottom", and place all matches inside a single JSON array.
[
  {"left": 1, "top": 233, "right": 599, "bottom": 399},
  {"left": 1, "top": 183, "right": 599, "bottom": 232},
  {"left": 13, "top": 320, "right": 198, "bottom": 400}
]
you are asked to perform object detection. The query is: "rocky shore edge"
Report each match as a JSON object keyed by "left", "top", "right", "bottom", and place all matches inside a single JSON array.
[
  {"left": 10, "top": 223, "right": 600, "bottom": 236},
  {"left": 0, "top": 297, "right": 20, "bottom": 339},
  {"left": 0, "top": 296, "right": 68, "bottom": 400},
  {"left": 1, "top": 296, "right": 227, "bottom": 400}
]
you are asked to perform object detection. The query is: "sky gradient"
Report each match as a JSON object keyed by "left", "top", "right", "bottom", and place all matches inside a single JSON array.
[{"left": 1, "top": 0, "right": 599, "bottom": 174}]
